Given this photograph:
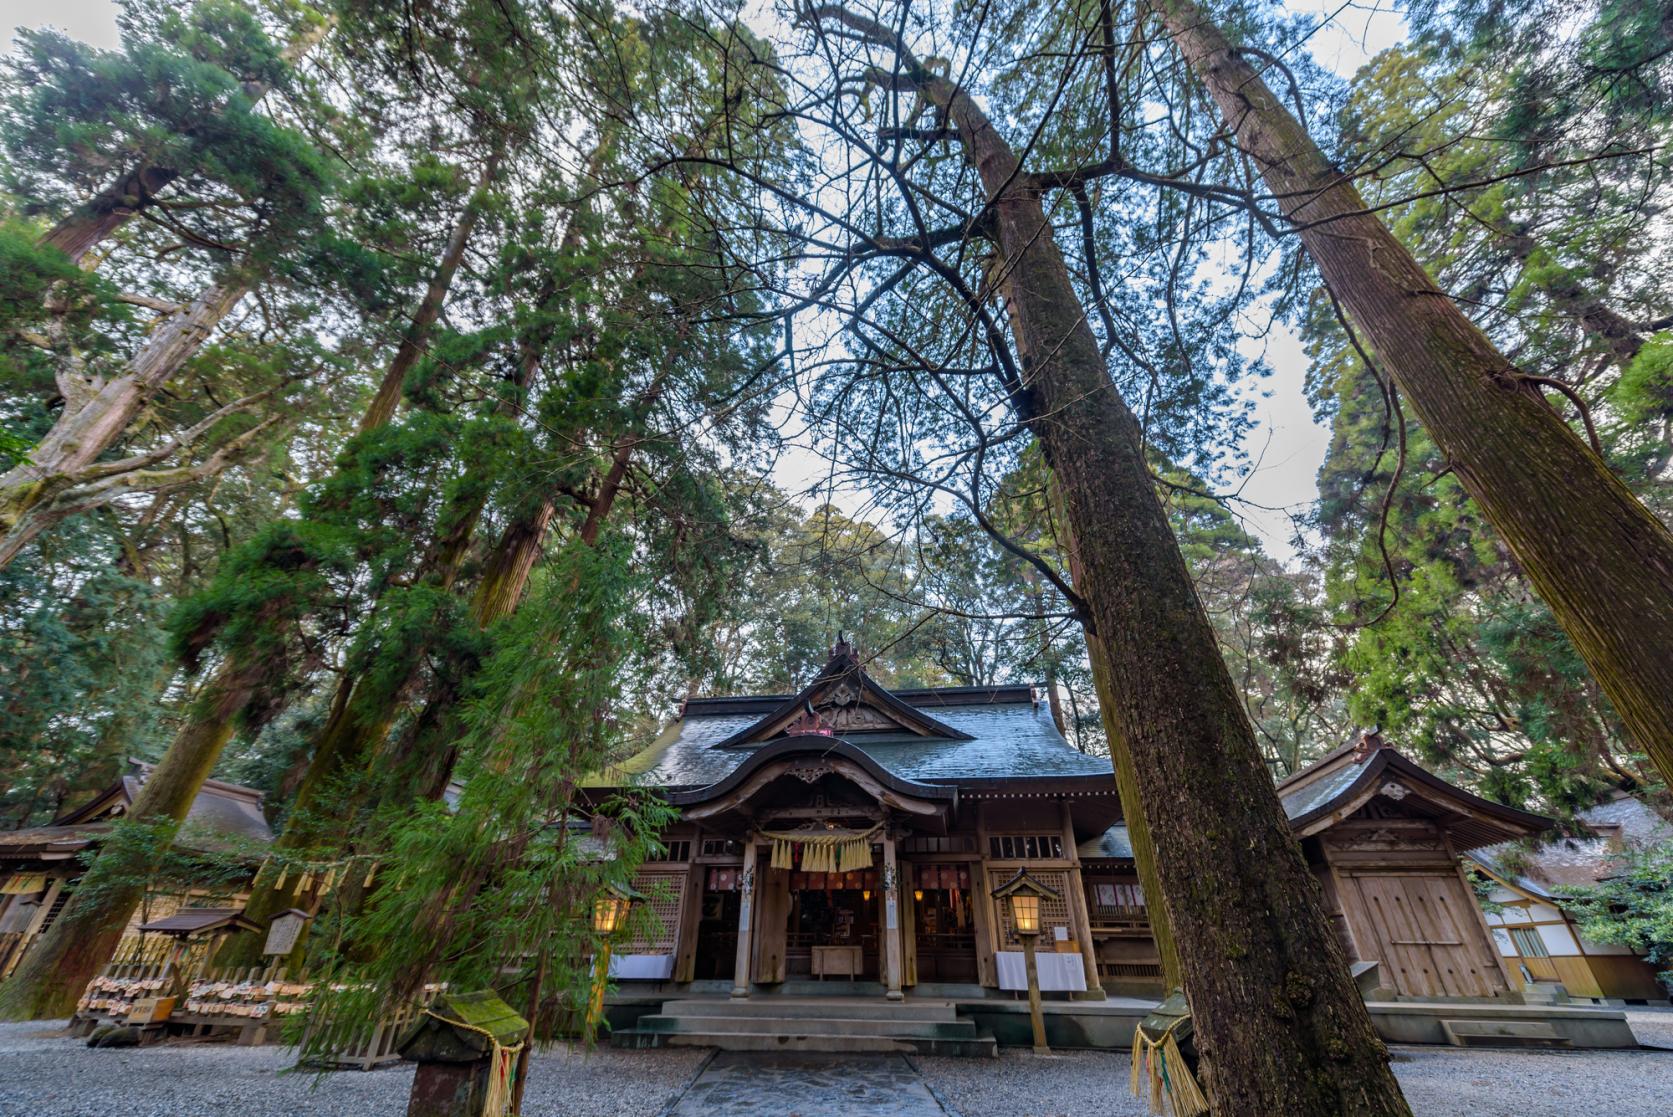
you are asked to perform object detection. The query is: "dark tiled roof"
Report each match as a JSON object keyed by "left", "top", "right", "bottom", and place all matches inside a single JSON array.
[
  {"left": 1471, "top": 793, "right": 1672, "bottom": 899},
  {"left": 608, "top": 695, "right": 1111, "bottom": 789},
  {"left": 1084, "top": 735, "right": 1553, "bottom": 863},
  {"left": 137, "top": 907, "right": 260, "bottom": 935},
  {"left": 1, "top": 763, "right": 273, "bottom": 862}
]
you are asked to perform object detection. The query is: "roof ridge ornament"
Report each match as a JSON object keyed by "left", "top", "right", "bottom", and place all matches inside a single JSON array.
[
  {"left": 786, "top": 700, "right": 835, "bottom": 737},
  {"left": 1352, "top": 726, "right": 1388, "bottom": 763}
]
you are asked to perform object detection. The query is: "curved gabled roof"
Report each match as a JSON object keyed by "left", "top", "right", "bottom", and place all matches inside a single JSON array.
[
  {"left": 710, "top": 643, "right": 973, "bottom": 748},
  {"left": 667, "top": 735, "right": 956, "bottom": 809},
  {"left": 1280, "top": 741, "right": 1549, "bottom": 851},
  {"left": 1082, "top": 733, "right": 1553, "bottom": 863}
]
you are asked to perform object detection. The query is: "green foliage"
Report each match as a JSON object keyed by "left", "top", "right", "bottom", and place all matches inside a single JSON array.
[
  {"left": 1, "top": 2, "right": 333, "bottom": 248},
  {"left": 1558, "top": 842, "right": 1673, "bottom": 990},
  {"left": 0, "top": 556, "right": 170, "bottom": 826},
  {"left": 71, "top": 813, "right": 263, "bottom": 912},
  {"left": 300, "top": 537, "right": 675, "bottom": 1050}
]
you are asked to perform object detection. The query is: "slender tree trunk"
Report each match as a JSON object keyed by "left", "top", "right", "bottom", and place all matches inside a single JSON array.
[
  {"left": 894, "top": 39, "right": 1410, "bottom": 1113},
  {"left": 1155, "top": 0, "right": 1673, "bottom": 794},
  {"left": 0, "top": 662, "right": 260, "bottom": 1020},
  {"left": 357, "top": 147, "right": 504, "bottom": 432},
  {"left": 223, "top": 129, "right": 625, "bottom": 965}
]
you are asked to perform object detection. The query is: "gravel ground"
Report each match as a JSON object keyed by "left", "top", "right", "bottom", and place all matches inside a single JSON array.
[
  {"left": 918, "top": 1008, "right": 1673, "bottom": 1117},
  {"left": 3, "top": 1010, "right": 1669, "bottom": 1116},
  {"left": 0, "top": 1023, "right": 707, "bottom": 1117}
]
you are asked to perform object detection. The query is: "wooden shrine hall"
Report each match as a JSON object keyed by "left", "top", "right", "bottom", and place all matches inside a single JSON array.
[{"left": 586, "top": 640, "right": 1561, "bottom": 1007}]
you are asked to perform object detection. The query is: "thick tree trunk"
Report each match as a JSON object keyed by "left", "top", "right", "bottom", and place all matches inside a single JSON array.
[
  {"left": 914, "top": 53, "right": 1409, "bottom": 1116},
  {"left": 39, "top": 167, "right": 180, "bottom": 266},
  {"left": 1154, "top": 0, "right": 1673, "bottom": 796},
  {"left": 0, "top": 662, "right": 259, "bottom": 1020},
  {"left": 0, "top": 278, "right": 253, "bottom": 567}
]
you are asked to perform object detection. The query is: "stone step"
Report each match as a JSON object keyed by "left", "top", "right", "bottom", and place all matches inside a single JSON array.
[
  {"left": 657, "top": 997, "right": 958, "bottom": 1022},
  {"left": 613, "top": 1027, "right": 998, "bottom": 1058},
  {"left": 635, "top": 1013, "right": 982, "bottom": 1039},
  {"left": 1440, "top": 1019, "right": 1573, "bottom": 1048}
]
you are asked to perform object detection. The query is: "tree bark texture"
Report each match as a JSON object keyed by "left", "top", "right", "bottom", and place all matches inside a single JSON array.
[
  {"left": 1156, "top": 0, "right": 1673, "bottom": 794},
  {"left": 0, "top": 662, "right": 259, "bottom": 1020},
  {"left": 39, "top": 167, "right": 181, "bottom": 266},
  {"left": 914, "top": 53, "right": 1411, "bottom": 1117}
]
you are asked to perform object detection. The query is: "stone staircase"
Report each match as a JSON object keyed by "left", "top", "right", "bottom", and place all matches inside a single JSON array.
[{"left": 611, "top": 996, "right": 998, "bottom": 1057}]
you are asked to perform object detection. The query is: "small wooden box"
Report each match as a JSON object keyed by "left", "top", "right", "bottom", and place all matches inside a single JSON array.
[{"left": 812, "top": 944, "right": 863, "bottom": 978}]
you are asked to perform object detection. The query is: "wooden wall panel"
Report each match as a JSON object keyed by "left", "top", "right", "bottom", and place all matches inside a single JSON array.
[{"left": 1336, "top": 871, "right": 1510, "bottom": 998}]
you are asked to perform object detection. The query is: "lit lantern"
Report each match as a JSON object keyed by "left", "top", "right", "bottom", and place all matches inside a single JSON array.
[
  {"left": 1010, "top": 892, "right": 1040, "bottom": 935},
  {"left": 593, "top": 894, "right": 630, "bottom": 935},
  {"left": 587, "top": 882, "right": 645, "bottom": 1036},
  {"left": 989, "top": 869, "right": 1061, "bottom": 1054}
]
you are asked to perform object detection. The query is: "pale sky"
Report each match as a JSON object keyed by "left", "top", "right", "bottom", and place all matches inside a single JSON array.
[{"left": 2, "top": 0, "right": 1408, "bottom": 564}]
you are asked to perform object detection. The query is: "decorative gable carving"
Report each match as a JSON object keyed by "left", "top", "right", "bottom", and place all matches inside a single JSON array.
[{"left": 713, "top": 639, "right": 972, "bottom": 748}]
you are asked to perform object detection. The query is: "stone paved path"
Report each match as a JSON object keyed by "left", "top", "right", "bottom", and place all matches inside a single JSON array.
[{"left": 666, "top": 1052, "right": 949, "bottom": 1116}]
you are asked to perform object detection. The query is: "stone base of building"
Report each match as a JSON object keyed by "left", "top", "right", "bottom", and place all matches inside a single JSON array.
[{"left": 604, "top": 987, "right": 1643, "bottom": 1052}]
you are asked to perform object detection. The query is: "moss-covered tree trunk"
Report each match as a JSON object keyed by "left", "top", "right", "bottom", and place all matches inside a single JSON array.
[
  {"left": 894, "top": 40, "right": 1411, "bottom": 1115},
  {"left": 0, "top": 663, "right": 261, "bottom": 1020},
  {"left": 1155, "top": 0, "right": 1673, "bottom": 793}
]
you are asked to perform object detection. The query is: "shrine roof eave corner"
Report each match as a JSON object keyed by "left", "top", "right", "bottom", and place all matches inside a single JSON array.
[
  {"left": 1288, "top": 747, "right": 1552, "bottom": 851},
  {"left": 665, "top": 735, "right": 957, "bottom": 809}
]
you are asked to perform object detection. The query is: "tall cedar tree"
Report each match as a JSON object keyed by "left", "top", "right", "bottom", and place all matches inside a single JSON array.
[
  {"left": 1151, "top": 0, "right": 1673, "bottom": 794},
  {"left": 797, "top": 6, "right": 1410, "bottom": 1113}
]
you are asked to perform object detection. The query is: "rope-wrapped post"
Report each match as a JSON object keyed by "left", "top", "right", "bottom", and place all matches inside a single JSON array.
[{"left": 397, "top": 991, "right": 528, "bottom": 1117}]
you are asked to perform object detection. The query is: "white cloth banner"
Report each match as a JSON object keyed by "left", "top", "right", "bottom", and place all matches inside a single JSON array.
[
  {"left": 607, "top": 953, "right": 674, "bottom": 980},
  {"left": 995, "top": 950, "right": 1087, "bottom": 992}
]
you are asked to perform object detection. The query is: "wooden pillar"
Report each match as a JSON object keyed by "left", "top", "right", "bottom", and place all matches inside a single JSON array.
[
  {"left": 1062, "top": 799, "right": 1106, "bottom": 999},
  {"left": 971, "top": 801, "right": 998, "bottom": 988},
  {"left": 882, "top": 834, "right": 904, "bottom": 1001},
  {"left": 673, "top": 861, "right": 704, "bottom": 984},
  {"left": 900, "top": 871, "right": 918, "bottom": 987},
  {"left": 730, "top": 840, "right": 757, "bottom": 998},
  {"left": 752, "top": 864, "right": 791, "bottom": 984}
]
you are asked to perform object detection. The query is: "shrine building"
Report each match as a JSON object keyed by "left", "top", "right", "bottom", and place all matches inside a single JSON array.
[{"left": 583, "top": 639, "right": 1561, "bottom": 1010}]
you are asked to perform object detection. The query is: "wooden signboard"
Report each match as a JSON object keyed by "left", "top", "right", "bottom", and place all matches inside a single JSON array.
[
  {"left": 128, "top": 996, "right": 175, "bottom": 1025},
  {"left": 263, "top": 909, "right": 310, "bottom": 956}
]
